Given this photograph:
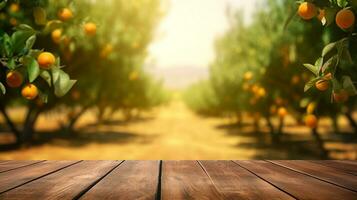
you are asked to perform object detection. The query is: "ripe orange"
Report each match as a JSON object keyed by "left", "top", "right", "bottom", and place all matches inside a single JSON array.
[
  {"left": 9, "top": 17, "right": 17, "bottom": 26},
  {"left": 315, "top": 79, "right": 329, "bottom": 91},
  {"left": 21, "top": 84, "right": 38, "bottom": 100},
  {"left": 6, "top": 71, "right": 23, "bottom": 88},
  {"left": 244, "top": 71, "right": 253, "bottom": 81},
  {"left": 84, "top": 22, "right": 97, "bottom": 36},
  {"left": 305, "top": 114, "right": 318, "bottom": 128},
  {"left": 298, "top": 2, "right": 317, "bottom": 20},
  {"left": 51, "top": 29, "right": 62, "bottom": 44},
  {"left": 306, "top": 102, "right": 316, "bottom": 114},
  {"left": 38, "top": 52, "right": 56, "bottom": 69},
  {"left": 278, "top": 107, "right": 287, "bottom": 118},
  {"left": 9, "top": 3, "right": 19, "bottom": 13},
  {"left": 257, "top": 87, "right": 266, "bottom": 98},
  {"left": 333, "top": 90, "right": 349, "bottom": 103},
  {"left": 291, "top": 75, "right": 300, "bottom": 85},
  {"left": 58, "top": 8, "right": 73, "bottom": 21},
  {"left": 336, "top": 9, "right": 355, "bottom": 29},
  {"left": 100, "top": 44, "right": 113, "bottom": 58}
]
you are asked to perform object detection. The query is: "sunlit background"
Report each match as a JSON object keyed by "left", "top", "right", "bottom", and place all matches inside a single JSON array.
[{"left": 0, "top": 0, "right": 356, "bottom": 160}]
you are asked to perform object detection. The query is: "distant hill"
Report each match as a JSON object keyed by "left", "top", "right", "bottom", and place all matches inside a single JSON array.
[{"left": 147, "top": 66, "right": 209, "bottom": 90}]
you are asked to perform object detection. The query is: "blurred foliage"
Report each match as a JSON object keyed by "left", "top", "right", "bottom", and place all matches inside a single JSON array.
[
  {"left": 184, "top": 0, "right": 357, "bottom": 142},
  {"left": 0, "top": 0, "right": 168, "bottom": 145}
]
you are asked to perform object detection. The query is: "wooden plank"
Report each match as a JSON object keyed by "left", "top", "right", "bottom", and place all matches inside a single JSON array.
[
  {"left": 270, "top": 160, "right": 357, "bottom": 192},
  {"left": 0, "top": 160, "right": 44, "bottom": 173},
  {"left": 80, "top": 160, "right": 159, "bottom": 200},
  {"left": 313, "top": 160, "right": 357, "bottom": 175},
  {"left": 0, "top": 160, "right": 79, "bottom": 193},
  {"left": 199, "top": 161, "right": 294, "bottom": 199},
  {"left": 161, "top": 160, "right": 223, "bottom": 199},
  {"left": 0, "top": 160, "right": 120, "bottom": 199},
  {"left": 235, "top": 160, "right": 357, "bottom": 200}
]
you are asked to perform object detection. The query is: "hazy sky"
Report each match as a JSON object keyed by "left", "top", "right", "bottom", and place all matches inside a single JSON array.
[{"left": 148, "top": 0, "right": 258, "bottom": 69}]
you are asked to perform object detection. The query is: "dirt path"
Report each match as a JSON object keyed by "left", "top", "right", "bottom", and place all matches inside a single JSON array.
[
  {"left": 0, "top": 101, "right": 263, "bottom": 160},
  {"left": 0, "top": 100, "right": 355, "bottom": 160}
]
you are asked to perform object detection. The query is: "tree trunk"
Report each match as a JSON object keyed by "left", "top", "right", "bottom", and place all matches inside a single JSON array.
[
  {"left": 331, "top": 114, "right": 340, "bottom": 134},
  {"left": 311, "top": 128, "right": 328, "bottom": 159},
  {"left": 345, "top": 111, "right": 357, "bottom": 134},
  {"left": 21, "top": 107, "right": 41, "bottom": 144},
  {"left": 0, "top": 105, "right": 21, "bottom": 144},
  {"left": 235, "top": 112, "right": 242, "bottom": 127},
  {"left": 65, "top": 106, "right": 89, "bottom": 133},
  {"left": 265, "top": 115, "right": 275, "bottom": 135}
]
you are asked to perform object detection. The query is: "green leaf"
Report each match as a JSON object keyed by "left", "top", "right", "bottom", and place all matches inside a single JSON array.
[
  {"left": 7, "top": 57, "right": 16, "bottom": 69},
  {"left": 304, "top": 77, "right": 320, "bottom": 92},
  {"left": 3, "top": 33, "right": 12, "bottom": 57},
  {"left": 322, "top": 42, "right": 336, "bottom": 57},
  {"left": 0, "top": 0, "right": 7, "bottom": 10},
  {"left": 0, "top": 82, "right": 5, "bottom": 95},
  {"left": 337, "top": 0, "right": 348, "bottom": 7},
  {"left": 27, "top": 58, "right": 40, "bottom": 82},
  {"left": 322, "top": 55, "right": 338, "bottom": 73},
  {"left": 25, "top": 35, "right": 36, "bottom": 50},
  {"left": 40, "top": 70, "right": 51, "bottom": 86},
  {"left": 33, "top": 7, "right": 47, "bottom": 25},
  {"left": 303, "top": 63, "right": 318, "bottom": 76},
  {"left": 15, "top": 24, "right": 34, "bottom": 31},
  {"left": 52, "top": 68, "right": 76, "bottom": 97},
  {"left": 11, "top": 30, "right": 36, "bottom": 54},
  {"left": 43, "top": 20, "right": 62, "bottom": 33}
]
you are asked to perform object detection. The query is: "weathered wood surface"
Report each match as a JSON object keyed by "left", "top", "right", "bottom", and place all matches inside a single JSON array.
[{"left": 0, "top": 160, "right": 356, "bottom": 200}]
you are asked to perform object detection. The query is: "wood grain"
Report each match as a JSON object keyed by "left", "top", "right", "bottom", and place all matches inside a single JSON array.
[
  {"left": 0, "top": 160, "right": 44, "bottom": 173},
  {"left": 235, "top": 160, "right": 357, "bottom": 200},
  {"left": 161, "top": 160, "right": 223, "bottom": 200},
  {"left": 270, "top": 160, "right": 357, "bottom": 192},
  {"left": 0, "top": 160, "right": 120, "bottom": 200},
  {"left": 0, "top": 160, "right": 79, "bottom": 193},
  {"left": 313, "top": 160, "right": 357, "bottom": 176},
  {"left": 199, "top": 160, "right": 294, "bottom": 199},
  {"left": 80, "top": 160, "right": 159, "bottom": 200}
]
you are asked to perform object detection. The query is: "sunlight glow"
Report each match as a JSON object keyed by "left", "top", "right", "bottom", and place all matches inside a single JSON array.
[{"left": 148, "top": 0, "right": 258, "bottom": 69}]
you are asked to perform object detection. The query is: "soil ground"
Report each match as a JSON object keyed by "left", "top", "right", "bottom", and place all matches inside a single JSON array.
[{"left": 0, "top": 100, "right": 356, "bottom": 160}]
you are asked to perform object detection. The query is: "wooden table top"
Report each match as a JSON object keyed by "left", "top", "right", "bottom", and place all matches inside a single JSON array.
[{"left": 0, "top": 160, "right": 356, "bottom": 199}]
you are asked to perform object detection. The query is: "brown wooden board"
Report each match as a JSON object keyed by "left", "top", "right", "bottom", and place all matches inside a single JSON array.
[
  {"left": 80, "top": 160, "right": 159, "bottom": 200},
  {"left": 235, "top": 160, "right": 357, "bottom": 200},
  {"left": 161, "top": 160, "right": 224, "bottom": 199},
  {"left": 0, "top": 160, "right": 44, "bottom": 173},
  {"left": 269, "top": 160, "right": 357, "bottom": 192},
  {"left": 199, "top": 160, "right": 294, "bottom": 199},
  {"left": 313, "top": 160, "right": 357, "bottom": 176},
  {"left": 0, "top": 160, "right": 79, "bottom": 193},
  {"left": 0, "top": 160, "right": 120, "bottom": 200}
]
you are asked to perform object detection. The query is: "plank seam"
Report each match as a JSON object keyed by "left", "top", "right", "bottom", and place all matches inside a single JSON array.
[
  {"left": 0, "top": 160, "right": 83, "bottom": 195},
  {"left": 196, "top": 161, "right": 225, "bottom": 198},
  {"left": 155, "top": 160, "right": 163, "bottom": 200},
  {"left": 267, "top": 160, "right": 357, "bottom": 193},
  {"left": 72, "top": 160, "right": 125, "bottom": 200},
  {"left": 0, "top": 160, "right": 45, "bottom": 173},
  {"left": 231, "top": 161, "right": 299, "bottom": 200}
]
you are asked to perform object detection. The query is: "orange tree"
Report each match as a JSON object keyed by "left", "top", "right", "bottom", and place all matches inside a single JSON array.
[
  {"left": 294, "top": 0, "right": 357, "bottom": 133},
  {"left": 184, "top": 0, "right": 345, "bottom": 153},
  {"left": 0, "top": 0, "right": 77, "bottom": 144},
  {"left": 47, "top": 0, "right": 166, "bottom": 130}
]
